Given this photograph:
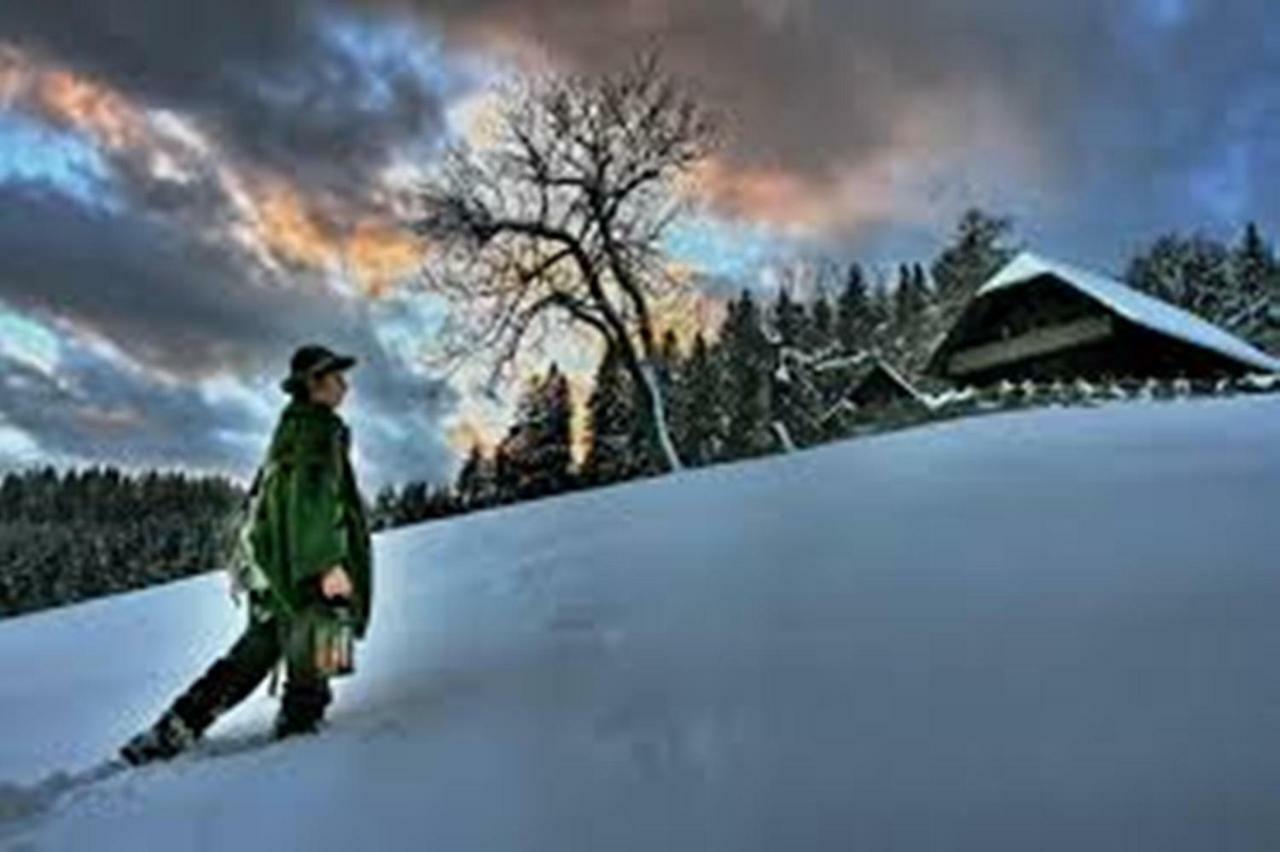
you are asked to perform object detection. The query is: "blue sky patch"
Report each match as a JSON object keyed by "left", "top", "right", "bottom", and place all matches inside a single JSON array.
[
  {"left": 0, "top": 114, "right": 113, "bottom": 207},
  {"left": 664, "top": 216, "right": 781, "bottom": 281}
]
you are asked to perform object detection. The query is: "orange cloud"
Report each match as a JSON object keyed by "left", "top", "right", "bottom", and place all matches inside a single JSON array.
[
  {"left": 687, "top": 154, "right": 909, "bottom": 238},
  {"left": 0, "top": 46, "right": 148, "bottom": 152},
  {"left": 250, "top": 180, "right": 342, "bottom": 270},
  {"left": 345, "top": 221, "right": 425, "bottom": 299},
  {"left": 34, "top": 69, "right": 145, "bottom": 150},
  {"left": 251, "top": 183, "right": 427, "bottom": 296},
  {"left": 683, "top": 86, "right": 1050, "bottom": 240},
  {"left": 686, "top": 158, "right": 825, "bottom": 227},
  {"left": 221, "top": 169, "right": 428, "bottom": 296},
  {"left": 1, "top": 43, "right": 427, "bottom": 302}
]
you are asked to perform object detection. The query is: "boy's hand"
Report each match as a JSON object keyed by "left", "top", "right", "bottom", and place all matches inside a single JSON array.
[{"left": 320, "top": 565, "right": 353, "bottom": 600}]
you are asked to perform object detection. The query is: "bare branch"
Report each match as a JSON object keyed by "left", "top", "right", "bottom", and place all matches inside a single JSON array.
[{"left": 406, "top": 49, "right": 719, "bottom": 472}]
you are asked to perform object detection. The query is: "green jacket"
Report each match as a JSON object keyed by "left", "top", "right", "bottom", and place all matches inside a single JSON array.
[{"left": 248, "top": 397, "right": 373, "bottom": 639}]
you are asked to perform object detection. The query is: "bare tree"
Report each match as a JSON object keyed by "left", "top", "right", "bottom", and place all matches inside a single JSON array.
[{"left": 409, "top": 51, "right": 720, "bottom": 473}]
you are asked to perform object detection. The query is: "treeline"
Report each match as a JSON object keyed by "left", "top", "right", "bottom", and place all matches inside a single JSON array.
[
  {"left": 1125, "top": 222, "right": 1280, "bottom": 353},
  {"left": 370, "top": 210, "right": 1280, "bottom": 527},
  {"left": 0, "top": 465, "right": 245, "bottom": 618}
]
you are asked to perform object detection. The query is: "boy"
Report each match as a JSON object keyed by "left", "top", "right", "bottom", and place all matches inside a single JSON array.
[{"left": 120, "top": 344, "right": 373, "bottom": 764}]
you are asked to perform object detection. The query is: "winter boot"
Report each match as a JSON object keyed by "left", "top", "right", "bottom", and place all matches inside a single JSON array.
[
  {"left": 273, "top": 678, "right": 331, "bottom": 740},
  {"left": 272, "top": 711, "right": 323, "bottom": 740},
  {"left": 119, "top": 707, "right": 199, "bottom": 765}
]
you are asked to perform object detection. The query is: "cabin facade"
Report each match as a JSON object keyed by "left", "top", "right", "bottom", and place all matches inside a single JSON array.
[{"left": 926, "top": 253, "right": 1280, "bottom": 385}]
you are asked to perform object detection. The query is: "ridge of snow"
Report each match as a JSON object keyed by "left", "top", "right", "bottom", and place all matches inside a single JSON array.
[{"left": 979, "top": 252, "right": 1280, "bottom": 374}]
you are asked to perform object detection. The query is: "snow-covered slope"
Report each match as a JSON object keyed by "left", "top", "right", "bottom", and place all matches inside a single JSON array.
[{"left": 2, "top": 395, "right": 1279, "bottom": 851}]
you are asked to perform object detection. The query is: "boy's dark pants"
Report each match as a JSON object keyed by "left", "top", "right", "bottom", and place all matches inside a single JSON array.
[{"left": 167, "top": 590, "right": 332, "bottom": 736}]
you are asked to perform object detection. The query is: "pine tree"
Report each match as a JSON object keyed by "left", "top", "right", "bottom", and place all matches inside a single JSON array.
[
  {"left": 1229, "top": 222, "right": 1278, "bottom": 344},
  {"left": 531, "top": 364, "right": 575, "bottom": 496},
  {"left": 402, "top": 481, "right": 429, "bottom": 522},
  {"left": 582, "top": 344, "right": 645, "bottom": 486},
  {"left": 372, "top": 484, "right": 399, "bottom": 530},
  {"left": 1126, "top": 232, "right": 1235, "bottom": 328},
  {"left": 835, "top": 262, "right": 870, "bottom": 354},
  {"left": 772, "top": 286, "right": 808, "bottom": 348},
  {"left": 680, "top": 331, "right": 727, "bottom": 465},
  {"left": 454, "top": 443, "right": 488, "bottom": 510},
  {"left": 497, "top": 363, "right": 576, "bottom": 500},
  {"left": 1235, "top": 223, "right": 1274, "bottom": 297},
  {"left": 507, "top": 376, "right": 540, "bottom": 499},
  {"left": 912, "top": 263, "right": 931, "bottom": 302},
  {"left": 432, "top": 483, "right": 462, "bottom": 518},
  {"left": 655, "top": 329, "right": 693, "bottom": 462},
  {"left": 868, "top": 274, "right": 892, "bottom": 348},
  {"left": 810, "top": 289, "right": 834, "bottom": 351},
  {"left": 721, "top": 290, "right": 774, "bottom": 459},
  {"left": 492, "top": 444, "right": 518, "bottom": 504},
  {"left": 893, "top": 263, "right": 916, "bottom": 329},
  {"left": 930, "top": 208, "right": 1016, "bottom": 302}
]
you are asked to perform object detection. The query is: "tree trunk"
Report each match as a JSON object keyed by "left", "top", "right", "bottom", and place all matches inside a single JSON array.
[
  {"left": 770, "top": 420, "right": 796, "bottom": 453},
  {"left": 612, "top": 347, "right": 683, "bottom": 473},
  {"left": 637, "top": 359, "right": 684, "bottom": 473}
]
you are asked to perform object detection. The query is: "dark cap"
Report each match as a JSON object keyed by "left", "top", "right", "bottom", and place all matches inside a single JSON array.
[{"left": 280, "top": 344, "right": 357, "bottom": 394}]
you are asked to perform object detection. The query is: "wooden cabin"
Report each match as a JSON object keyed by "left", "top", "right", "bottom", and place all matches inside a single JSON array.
[
  {"left": 817, "top": 353, "right": 931, "bottom": 437},
  {"left": 926, "top": 252, "right": 1280, "bottom": 385}
]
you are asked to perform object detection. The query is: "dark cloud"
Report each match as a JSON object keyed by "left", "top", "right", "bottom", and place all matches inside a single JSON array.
[
  {"left": 7, "top": 0, "right": 1275, "bottom": 256},
  {"left": 373, "top": 0, "right": 1091, "bottom": 173},
  {"left": 0, "top": 181, "right": 458, "bottom": 488},
  {"left": 5, "top": 0, "right": 1277, "bottom": 258},
  {"left": 0, "top": 0, "right": 457, "bottom": 195},
  {"left": 395, "top": 0, "right": 1280, "bottom": 261},
  {"left": 0, "top": 182, "right": 317, "bottom": 376},
  {"left": 0, "top": 337, "right": 266, "bottom": 476}
]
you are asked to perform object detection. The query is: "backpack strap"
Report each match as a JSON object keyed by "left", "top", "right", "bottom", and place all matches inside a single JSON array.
[{"left": 228, "top": 460, "right": 289, "bottom": 612}]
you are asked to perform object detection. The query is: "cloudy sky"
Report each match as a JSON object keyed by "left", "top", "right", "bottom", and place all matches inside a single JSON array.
[{"left": 0, "top": 0, "right": 1274, "bottom": 491}]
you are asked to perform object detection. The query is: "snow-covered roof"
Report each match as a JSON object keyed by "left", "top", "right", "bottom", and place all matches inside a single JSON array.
[
  {"left": 858, "top": 356, "right": 930, "bottom": 407},
  {"left": 977, "top": 252, "right": 1280, "bottom": 374}
]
